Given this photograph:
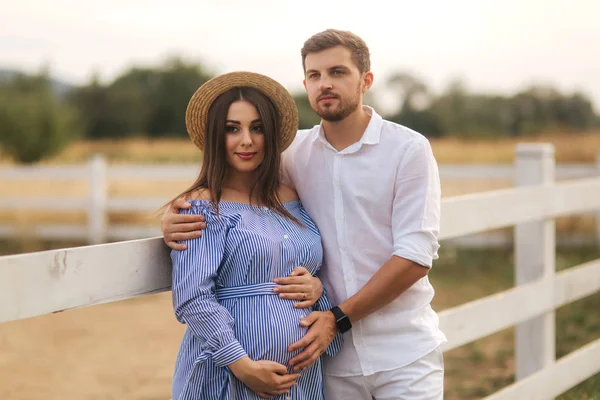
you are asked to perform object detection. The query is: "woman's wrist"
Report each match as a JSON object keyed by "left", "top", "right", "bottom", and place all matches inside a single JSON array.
[{"left": 228, "top": 356, "right": 254, "bottom": 380}]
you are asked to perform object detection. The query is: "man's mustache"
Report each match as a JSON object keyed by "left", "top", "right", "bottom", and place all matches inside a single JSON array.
[{"left": 317, "top": 92, "right": 339, "bottom": 101}]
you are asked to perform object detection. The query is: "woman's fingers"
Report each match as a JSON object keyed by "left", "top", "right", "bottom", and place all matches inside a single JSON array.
[
  {"left": 274, "top": 284, "right": 304, "bottom": 294},
  {"left": 293, "top": 300, "right": 313, "bottom": 309},
  {"left": 289, "top": 266, "right": 309, "bottom": 276}
]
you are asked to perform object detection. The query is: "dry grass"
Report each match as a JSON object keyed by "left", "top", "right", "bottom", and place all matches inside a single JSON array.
[
  {"left": 0, "top": 293, "right": 183, "bottom": 400},
  {"left": 0, "top": 138, "right": 202, "bottom": 165},
  {"left": 430, "top": 132, "right": 600, "bottom": 164},
  {"left": 1, "top": 133, "right": 599, "bottom": 165}
]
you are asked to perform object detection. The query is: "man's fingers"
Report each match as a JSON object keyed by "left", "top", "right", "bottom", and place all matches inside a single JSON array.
[
  {"left": 163, "top": 216, "right": 205, "bottom": 233},
  {"left": 171, "top": 214, "right": 206, "bottom": 225},
  {"left": 168, "top": 233, "right": 202, "bottom": 243},
  {"left": 289, "top": 342, "right": 319, "bottom": 369},
  {"left": 288, "top": 329, "right": 315, "bottom": 352},
  {"left": 293, "top": 351, "right": 322, "bottom": 372},
  {"left": 165, "top": 222, "right": 206, "bottom": 235},
  {"left": 166, "top": 241, "right": 188, "bottom": 251},
  {"left": 176, "top": 221, "right": 207, "bottom": 232},
  {"left": 172, "top": 197, "right": 191, "bottom": 209},
  {"left": 299, "top": 312, "right": 319, "bottom": 327}
]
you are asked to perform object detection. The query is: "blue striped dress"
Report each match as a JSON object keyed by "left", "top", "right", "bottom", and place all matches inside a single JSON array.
[{"left": 170, "top": 200, "right": 343, "bottom": 400}]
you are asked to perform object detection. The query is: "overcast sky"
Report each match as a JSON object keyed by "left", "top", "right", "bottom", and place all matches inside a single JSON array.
[{"left": 2, "top": 0, "right": 599, "bottom": 110}]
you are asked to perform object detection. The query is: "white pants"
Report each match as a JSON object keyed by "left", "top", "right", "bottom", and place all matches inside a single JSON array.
[{"left": 324, "top": 347, "right": 444, "bottom": 400}]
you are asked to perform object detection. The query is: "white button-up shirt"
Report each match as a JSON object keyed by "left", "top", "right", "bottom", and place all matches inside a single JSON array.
[{"left": 282, "top": 106, "right": 447, "bottom": 376}]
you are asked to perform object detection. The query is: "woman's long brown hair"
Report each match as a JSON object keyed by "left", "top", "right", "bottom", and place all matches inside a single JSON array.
[{"left": 166, "top": 86, "right": 298, "bottom": 222}]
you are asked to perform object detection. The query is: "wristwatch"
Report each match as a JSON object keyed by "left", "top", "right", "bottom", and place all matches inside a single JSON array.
[{"left": 330, "top": 306, "right": 352, "bottom": 334}]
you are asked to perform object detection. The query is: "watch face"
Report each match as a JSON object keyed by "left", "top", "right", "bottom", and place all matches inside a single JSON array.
[
  {"left": 331, "top": 306, "right": 351, "bottom": 333},
  {"left": 337, "top": 316, "right": 352, "bottom": 333}
]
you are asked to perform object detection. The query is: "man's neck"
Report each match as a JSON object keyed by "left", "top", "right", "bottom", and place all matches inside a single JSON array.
[{"left": 322, "top": 106, "right": 371, "bottom": 152}]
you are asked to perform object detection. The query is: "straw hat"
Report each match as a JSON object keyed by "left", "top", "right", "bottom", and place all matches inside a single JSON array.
[{"left": 185, "top": 71, "right": 299, "bottom": 151}]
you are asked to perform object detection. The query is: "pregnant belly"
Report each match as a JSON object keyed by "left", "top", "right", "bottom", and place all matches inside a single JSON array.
[{"left": 225, "top": 296, "right": 311, "bottom": 366}]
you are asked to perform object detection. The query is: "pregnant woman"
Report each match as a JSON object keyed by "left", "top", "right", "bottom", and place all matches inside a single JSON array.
[{"left": 168, "top": 72, "right": 342, "bottom": 400}]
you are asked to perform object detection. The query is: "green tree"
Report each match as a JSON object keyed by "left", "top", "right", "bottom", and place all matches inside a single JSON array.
[
  {"left": 69, "top": 57, "right": 213, "bottom": 139},
  {"left": 0, "top": 71, "right": 79, "bottom": 163},
  {"left": 293, "top": 93, "right": 321, "bottom": 129},
  {"left": 386, "top": 72, "right": 445, "bottom": 137},
  {"left": 146, "top": 57, "right": 213, "bottom": 137}
]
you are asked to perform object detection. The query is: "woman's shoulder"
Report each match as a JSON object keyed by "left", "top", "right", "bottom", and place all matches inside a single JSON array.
[{"left": 277, "top": 185, "right": 299, "bottom": 203}]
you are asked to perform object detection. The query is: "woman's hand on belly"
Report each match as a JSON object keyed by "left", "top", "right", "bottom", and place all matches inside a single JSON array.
[
  {"left": 273, "top": 266, "right": 323, "bottom": 308},
  {"left": 229, "top": 356, "right": 300, "bottom": 397}
]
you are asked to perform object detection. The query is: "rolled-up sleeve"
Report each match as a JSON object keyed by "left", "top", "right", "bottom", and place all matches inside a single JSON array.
[
  {"left": 391, "top": 138, "right": 441, "bottom": 268},
  {"left": 170, "top": 209, "right": 247, "bottom": 367}
]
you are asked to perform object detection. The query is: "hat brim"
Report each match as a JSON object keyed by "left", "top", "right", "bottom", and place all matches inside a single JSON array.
[{"left": 185, "top": 71, "right": 299, "bottom": 151}]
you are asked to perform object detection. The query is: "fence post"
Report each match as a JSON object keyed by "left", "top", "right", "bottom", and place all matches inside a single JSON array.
[
  {"left": 596, "top": 153, "right": 600, "bottom": 249},
  {"left": 88, "top": 154, "right": 107, "bottom": 244},
  {"left": 514, "top": 144, "right": 556, "bottom": 381}
]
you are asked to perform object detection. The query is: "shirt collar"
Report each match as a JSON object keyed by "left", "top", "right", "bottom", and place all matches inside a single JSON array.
[
  {"left": 314, "top": 106, "right": 382, "bottom": 149},
  {"left": 360, "top": 106, "right": 382, "bottom": 145}
]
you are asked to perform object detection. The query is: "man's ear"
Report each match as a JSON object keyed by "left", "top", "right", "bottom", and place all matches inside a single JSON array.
[{"left": 362, "top": 72, "right": 374, "bottom": 93}]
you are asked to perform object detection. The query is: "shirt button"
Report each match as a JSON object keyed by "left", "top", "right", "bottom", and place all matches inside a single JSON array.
[{"left": 283, "top": 234, "right": 289, "bottom": 239}]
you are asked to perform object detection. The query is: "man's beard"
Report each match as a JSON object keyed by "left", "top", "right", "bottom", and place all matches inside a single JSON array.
[{"left": 312, "top": 84, "right": 362, "bottom": 122}]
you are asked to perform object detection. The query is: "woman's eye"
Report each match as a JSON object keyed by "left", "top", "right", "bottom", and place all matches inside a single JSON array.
[
  {"left": 251, "top": 125, "right": 263, "bottom": 133},
  {"left": 225, "top": 126, "right": 238, "bottom": 133}
]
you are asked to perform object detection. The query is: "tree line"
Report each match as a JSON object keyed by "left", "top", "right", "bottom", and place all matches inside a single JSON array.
[{"left": 1, "top": 57, "right": 598, "bottom": 163}]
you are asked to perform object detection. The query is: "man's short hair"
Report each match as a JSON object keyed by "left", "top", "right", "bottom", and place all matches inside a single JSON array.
[{"left": 301, "top": 29, "right": 371, "bottom": 74}]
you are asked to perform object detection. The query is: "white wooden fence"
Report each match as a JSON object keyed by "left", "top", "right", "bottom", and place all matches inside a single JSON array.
[
  {"left": 1, "top": 144, "right": 600, "bottom": 399},
  {"left": 1, "top": 153, "right": 599, "bottom": 246}
]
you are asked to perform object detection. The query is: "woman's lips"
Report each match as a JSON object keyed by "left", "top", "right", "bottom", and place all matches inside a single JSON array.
[{"left": 235, "top": 152, "right": 257, "bottom": 160}]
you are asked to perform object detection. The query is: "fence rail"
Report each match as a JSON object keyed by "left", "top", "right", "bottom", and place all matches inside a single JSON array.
[
  {"left": 1, "top": 154, "right": 600, "bottom": 246},
  {"left": 1, "top": 144, "right": 600, "bottom": 399}
]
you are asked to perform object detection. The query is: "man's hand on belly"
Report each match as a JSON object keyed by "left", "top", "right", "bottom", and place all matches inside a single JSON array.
[{"left": 287, "top": 311, "right": 336, "bottom": 372}]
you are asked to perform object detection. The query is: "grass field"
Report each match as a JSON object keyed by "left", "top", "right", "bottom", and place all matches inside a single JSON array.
[{"left": 429, "top": 246, "right": 600, "bottom": 399}]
